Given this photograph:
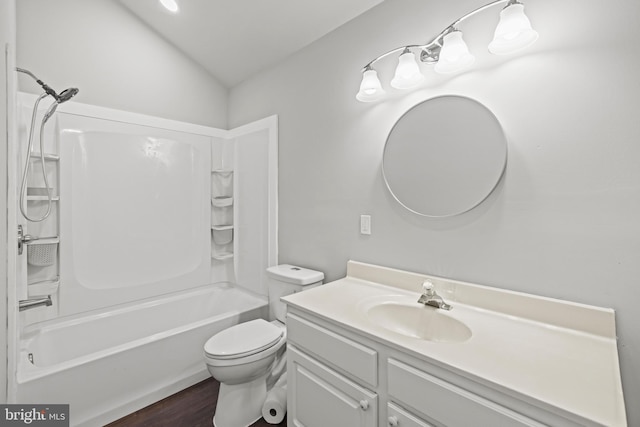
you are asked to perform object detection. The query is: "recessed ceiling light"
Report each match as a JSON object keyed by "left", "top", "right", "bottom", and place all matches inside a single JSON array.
[{"left": 159, "top": 0, "right": 179, "bottom": 13}]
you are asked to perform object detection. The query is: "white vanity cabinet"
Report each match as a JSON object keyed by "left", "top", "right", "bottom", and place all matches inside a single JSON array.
[
  {"left": 283, "top": 261, "right": 627, "bottom": 427},
  {"left": 286, "top": 308, "right": 584, "bottom": 427}
]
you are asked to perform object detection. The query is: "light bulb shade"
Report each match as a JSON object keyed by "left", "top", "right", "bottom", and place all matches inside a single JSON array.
[
  {"left": 434, "top": 31, "right": 475, "bottom": 74},
  {"left": 356, "top": 68, "right": 386, "bottom": 102},
  {"left": 488, "top": 3, "right": 538, "bottom": 55},
  {"left": 390, "top": 50, "right": 425, "bottom": 90}
]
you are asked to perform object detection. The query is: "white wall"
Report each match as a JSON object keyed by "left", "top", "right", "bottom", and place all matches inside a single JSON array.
[
  {"left": 229, "top": 0, "right": 640, "bottom": 424},
  {"left": 0, "top": 0, "right": 16, "bottom": 405},
  {"left": 16, "top": 0, "right": 228, "bottom": 128}
]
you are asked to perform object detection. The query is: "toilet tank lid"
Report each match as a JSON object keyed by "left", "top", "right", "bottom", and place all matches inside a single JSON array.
[{"left": 266, "top": 264, "right": 324, "bottom": 285}]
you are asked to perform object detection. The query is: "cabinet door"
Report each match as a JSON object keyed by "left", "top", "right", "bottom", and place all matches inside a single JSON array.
[
  {"left": 387, "top": 402, "right": 434, "bottom": 427},
  {"left": 288, "top": 345, "right": 377, "bottom": 427}
]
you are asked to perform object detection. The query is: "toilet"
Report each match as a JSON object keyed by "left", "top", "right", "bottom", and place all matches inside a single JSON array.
[{"left": 204, "top": 264, "right": 324, "bottom": 427}]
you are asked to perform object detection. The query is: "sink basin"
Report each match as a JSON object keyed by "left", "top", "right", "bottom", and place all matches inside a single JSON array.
[{"left": 363, "top": 298, "right": 472, "bottom": 343}]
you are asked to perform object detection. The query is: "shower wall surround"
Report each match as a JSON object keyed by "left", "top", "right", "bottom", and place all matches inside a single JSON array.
[
  {"left": 8, "top": 93, "right": 277, "bottom": 423},
  {"left": 229, "top": 0, "right": 640, "bottom": 425},
  {"left": 17, "top": 92, "right": 277, "bottom": 322},
  {"left": 57, "top": 114, "right": 211, "bottom": 315}
]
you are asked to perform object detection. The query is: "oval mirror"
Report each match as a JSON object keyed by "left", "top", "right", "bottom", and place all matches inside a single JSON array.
[{"left": 382, "top": 95, "right": 507, "bottom": 217}]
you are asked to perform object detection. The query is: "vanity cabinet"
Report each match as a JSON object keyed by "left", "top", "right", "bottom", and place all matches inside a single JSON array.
[
  {"left": 283, "top": 261, "right": 626, "bottom": 427},
  {"left": 287, "top": 309, "right": 568, "bottom": 427}
]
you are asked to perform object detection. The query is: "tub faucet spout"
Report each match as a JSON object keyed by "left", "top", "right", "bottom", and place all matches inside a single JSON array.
[
  {"left": 19, "top": 296, "right": 52, "bottom": 311},
  {"left": 418, "top": 281, "right": 452, "bottom": 310}
]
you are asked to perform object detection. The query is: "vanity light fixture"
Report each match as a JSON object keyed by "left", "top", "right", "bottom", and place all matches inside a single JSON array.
[
  {"left": 159, "top": 0, "right": 179, "bottom": 13},
  {"left": 356, "top": 0, "right": 538, "bottom": 102}
]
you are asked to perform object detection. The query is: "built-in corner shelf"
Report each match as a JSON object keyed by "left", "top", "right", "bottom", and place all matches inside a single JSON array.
[
  {"left": 212, "top": 252, "right": 234, "bottom": 261},
  {"left": 26, "top": 187, "right": 59, "bottom": 201},
  {"left": 211, "top": 196, "right": 233, "bottom": 207},
  {"left": 211, "top": 224, "right": 233, "bottom": 231},
  {"left": 27, "top": 278, "right": 60, "bottom": 297},
  {"left": 212, "top": 224, "right": 233, "bottom": 245},
  {"left": 26, "top": 195, "right": 60, "bottom": 201},
  {"left": 29, "top": 152, "right": 60, "bottom": 161},
  {"left": 211, "top": 167, "right": 234, "bottom": 261}
]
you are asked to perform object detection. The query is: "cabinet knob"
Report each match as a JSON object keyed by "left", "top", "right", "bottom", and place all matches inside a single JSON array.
[
  {"left": 359, "top": 400, "right": 369, "bottom": 410},
  {"left": 388, "top": 416, "right": 399, "bottom": 426}
]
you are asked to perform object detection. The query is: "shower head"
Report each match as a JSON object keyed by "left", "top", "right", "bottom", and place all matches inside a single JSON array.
[{"left": 58, "top": 87, "right": 79, "bottom": 103}]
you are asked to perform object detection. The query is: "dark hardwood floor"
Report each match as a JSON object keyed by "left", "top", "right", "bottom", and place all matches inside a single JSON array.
[{"left": 107, "top": 378, "right": 286, "bottom": 427}]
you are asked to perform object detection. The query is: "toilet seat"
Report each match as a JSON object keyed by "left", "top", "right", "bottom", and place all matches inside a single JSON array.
[{"left": 204, "top": 319, "right": 284, "bottom": 360}]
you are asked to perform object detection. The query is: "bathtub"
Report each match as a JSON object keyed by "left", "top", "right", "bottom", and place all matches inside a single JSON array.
[{"left": 16, "top": 283, "right": 268, "bottom": 427}]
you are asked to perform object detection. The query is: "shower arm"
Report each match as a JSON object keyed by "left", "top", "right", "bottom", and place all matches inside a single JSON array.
[
  {"left": 16, "top": 67, "right": 60, "bottom": 101},
  {"left": 16, "top": 67, "right": 79, "bottom": 106}
]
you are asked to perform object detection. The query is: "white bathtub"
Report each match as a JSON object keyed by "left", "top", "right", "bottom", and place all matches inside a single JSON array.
[{"left": 16, "top": 283, "right": 268, "bottom": 427}]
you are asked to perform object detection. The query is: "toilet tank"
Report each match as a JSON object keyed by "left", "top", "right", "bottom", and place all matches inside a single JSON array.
[{"left": 266, "top": 264, "right": 324, "bottom": 322}]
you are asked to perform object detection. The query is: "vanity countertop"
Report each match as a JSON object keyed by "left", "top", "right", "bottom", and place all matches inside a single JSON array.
[{"left": 282, "top": 261, "right": 627, "bottom": 427}]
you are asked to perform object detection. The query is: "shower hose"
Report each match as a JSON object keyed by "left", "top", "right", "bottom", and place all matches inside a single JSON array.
[{"left": 19, "top": 93, "right": 56, "bottom": 222}]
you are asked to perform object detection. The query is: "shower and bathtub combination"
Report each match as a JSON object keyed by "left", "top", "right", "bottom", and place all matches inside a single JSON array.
[{"left": 8, "top": 79, "right": 278, "bottom": 426}]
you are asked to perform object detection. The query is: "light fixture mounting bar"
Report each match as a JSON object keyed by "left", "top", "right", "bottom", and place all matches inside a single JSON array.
[
  {"left": 361, "top": 0, "right": 515, "bottom": 71},
  {"left": 362, "top": 44, "right": 430, "bottom": 72},
  {"left": 356, "top": 0, "right": 537, "bottom": 102},
  {"left": 449, "top": 0, "right": 518, "bottom": 29}
]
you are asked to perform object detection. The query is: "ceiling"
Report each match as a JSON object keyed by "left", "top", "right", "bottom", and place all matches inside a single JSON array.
[{"left": 118, "top": 0, "right": 383, "bottom": 88}]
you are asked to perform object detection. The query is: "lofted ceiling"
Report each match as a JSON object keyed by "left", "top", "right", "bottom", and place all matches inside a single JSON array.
[{"left": 118, "top": 0, "right": 384, "bottom": 88}]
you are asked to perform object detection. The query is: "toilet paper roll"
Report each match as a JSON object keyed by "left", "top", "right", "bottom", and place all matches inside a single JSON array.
[{"left": 261, "top": 385, "right": 287, "bottom": 424}]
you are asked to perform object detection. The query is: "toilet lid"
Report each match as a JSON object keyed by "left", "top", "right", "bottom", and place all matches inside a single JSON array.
[{"left": 204, "top": 319, "right": 283, "bottom": 359}]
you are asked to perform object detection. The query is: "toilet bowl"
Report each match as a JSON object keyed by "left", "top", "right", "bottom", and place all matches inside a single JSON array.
[
  {"left": 205, "top": 319, "right": 286, "bottom": 427},
  {"left": 203, "top": 264, "right": 323, "bottom": 427}
]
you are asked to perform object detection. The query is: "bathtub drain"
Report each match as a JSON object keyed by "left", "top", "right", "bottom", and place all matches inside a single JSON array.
[{"left": 28, "top": 353, "right": 34, "bottom": 364}]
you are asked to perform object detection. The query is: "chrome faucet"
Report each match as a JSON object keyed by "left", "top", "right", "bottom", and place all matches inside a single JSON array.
[{"left": 418, "top": 281, "right": 452, "bottom": 310}]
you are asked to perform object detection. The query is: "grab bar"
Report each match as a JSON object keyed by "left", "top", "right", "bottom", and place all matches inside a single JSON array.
[{"left": 19, "top": 296, "right": 52, "bottom": 311}]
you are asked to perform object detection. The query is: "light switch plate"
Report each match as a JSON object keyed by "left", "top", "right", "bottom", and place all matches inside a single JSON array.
[{"left": 360, "top": 215, "right": 371, "bottom": 235}]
